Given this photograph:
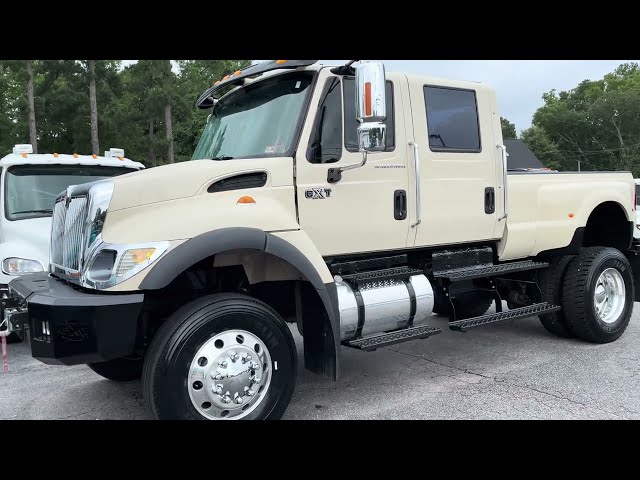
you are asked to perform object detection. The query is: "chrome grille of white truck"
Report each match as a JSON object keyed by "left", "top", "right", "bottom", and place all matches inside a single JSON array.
[{"left": 50, "top": 196, "right": 88, "bottom": 272}]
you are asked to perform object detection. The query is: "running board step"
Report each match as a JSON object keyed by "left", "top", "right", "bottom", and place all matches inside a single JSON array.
[
  {"left": 343, "top": 325, "right": 442, "bottom": 351},
  {"left": 449, "top": 302, "right": 560, "bottom": 332},
  {"left": 339, "top": 266, "right": 423, "bottom": 286},
  {"left": 433, "top": 260, "right": 548, "bottom": 281}
]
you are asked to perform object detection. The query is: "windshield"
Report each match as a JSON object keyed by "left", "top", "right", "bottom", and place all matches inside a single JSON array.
[
  {"left": 4, "top": 165, "right": 138, "bottom": 220},
  {"left": 192, "top": 71, "right": 315, "bottom": 160}
]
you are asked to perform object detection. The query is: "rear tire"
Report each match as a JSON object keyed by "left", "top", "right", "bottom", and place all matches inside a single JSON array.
[
  {"left": 87, "top": 357, "right": 143, "bottom": 382},
  {"left": 142, "top": 293, "right": 297, "bottom": 420},
  {"left": 538, "top": 255, "right": 575, "bottom": 338},
  {"left": 562, "top": 247, "right": 634, "bottom": 343}
]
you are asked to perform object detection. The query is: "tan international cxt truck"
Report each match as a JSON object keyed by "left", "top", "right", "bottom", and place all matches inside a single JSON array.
[{"left": 4, "top": 60, "right": 639, "bottom": 420}]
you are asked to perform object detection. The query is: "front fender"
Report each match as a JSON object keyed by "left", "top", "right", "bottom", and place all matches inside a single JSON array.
[{"left": 139, "top": 227, "right": 341, "bottom": 381}]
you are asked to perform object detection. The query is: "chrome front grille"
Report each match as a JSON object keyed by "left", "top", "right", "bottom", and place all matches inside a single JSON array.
[{"left": 50, "top": 196, "right": 88, "bottom": 272}]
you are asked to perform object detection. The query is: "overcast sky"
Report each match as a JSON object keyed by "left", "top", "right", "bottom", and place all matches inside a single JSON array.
[{"left": 124, "top": 60, "right": 637, "bottom": 133}]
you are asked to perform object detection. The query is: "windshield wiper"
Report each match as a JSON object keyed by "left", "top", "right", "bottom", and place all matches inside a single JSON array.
[
  {"left": 210, "top": 155, "right": 235, "bottom": 160},
  {"left": 12, "top": 209, "right": 53, "bottom": 215}
]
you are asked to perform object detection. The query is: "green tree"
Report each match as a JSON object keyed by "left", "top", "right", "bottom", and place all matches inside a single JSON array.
[
  {"left": 530, "top": 62, "right": 640, "bottom": 175},
  {"left": 500, "top": 117, "right": 517, "bottom": 139}
]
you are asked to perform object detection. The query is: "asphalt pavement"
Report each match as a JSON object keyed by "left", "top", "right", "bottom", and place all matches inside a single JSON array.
[{"left": 2, "top": 305, "right": 639, "bottom": 420}]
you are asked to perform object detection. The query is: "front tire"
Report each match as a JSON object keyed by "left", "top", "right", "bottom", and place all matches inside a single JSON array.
[
  {"left": 142, "top": 293, "right": 297, "bottom": 420},
  {"left": 562, "top": 247, "right": 634, "bottom": 343}
]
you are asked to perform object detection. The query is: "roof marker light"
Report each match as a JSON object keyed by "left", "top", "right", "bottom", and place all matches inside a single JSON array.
[
  {"left": 214, "top": 80, "right": 221, "bottom": 86},
  {"left": 21, "top": 153, "right": 27, "bottom": 158},
  {"left": 233, "top": 70, "right": 241, "bottom": 76},
  {"left": 92, "top": 154, "right": 97, "bottom": 159},
  {"left": 223, "top": 75, "right": 230, "bottom": 80},
  {"left": 73, "top": 153, "right": 79, "bottom": 158},
  {"left": 53, "top": 153, "right": 59, "bottom": 158},
  {"left": 276, "top": 60, "right": 287, "bottom": 64}
]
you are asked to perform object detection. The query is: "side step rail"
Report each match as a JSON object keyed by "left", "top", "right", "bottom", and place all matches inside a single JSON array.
[
  {"left": 343, "top": 325, "right": 442, "bottom": 351},
  {"left": 433, "top": 260, "right": 548, "bottom": 282},
  {"left": 449, "top": 302, "right": 560, "bottom": 332}
]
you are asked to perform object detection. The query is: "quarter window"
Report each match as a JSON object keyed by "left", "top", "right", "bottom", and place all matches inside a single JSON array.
[
  {"left": 424, "top": 86, "right": 481, "bottom": 152},
  {"left": 307, "top": 77, "right": 343, "bottom": 164}
]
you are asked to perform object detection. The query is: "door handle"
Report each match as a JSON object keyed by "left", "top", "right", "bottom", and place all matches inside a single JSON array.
[
  {"left": 484, "top": 187, "right": 495, "bottom": 214},
  {"left": 394, "top": 190, "right": 407, "bottom": 220},
  {"left": 409, "top": 141, "right": 421, "bottom": 228}
]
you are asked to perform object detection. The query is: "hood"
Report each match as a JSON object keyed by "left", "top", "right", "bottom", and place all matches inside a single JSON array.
[
  {"left": 0, "top": 216, "right": 51, "bottom": 268},
  {"left": 108, "top": 157, "right": 294, "bottom": 212}
]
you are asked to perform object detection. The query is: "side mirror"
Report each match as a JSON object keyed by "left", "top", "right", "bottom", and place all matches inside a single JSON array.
[
  {"left": 326, "top": 60, "right": 388, "bottom": 184},
  {"left": 355, "top": 61, "right": 387, "bottom": 152}
]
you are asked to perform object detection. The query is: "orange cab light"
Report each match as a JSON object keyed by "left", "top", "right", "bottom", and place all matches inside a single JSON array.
[
  {"left": 73, "top": 153, "right": 79, "bottom": 158},
  {"left": 53, "top": 153, "right": 59, "bottom": 158},
  {"left": 214, "top": 80, "right": 221, "bottom": 86},
  {"left": 21, "top": 153, "right": 27, "bottom": 158},
  {"left": 237, "top": 195, "right": 256, "bottom": 205},
  {"left": 569, "top": 213, "right": 575, "bottom": 218},
  {"left": 118, "top": 156, "right": 124, "bottom": 161},
  {"left": 223, "top": 75, "right": 230, "bottom": 80},
  {"left": 364, "top": 82, "right": 372, "bottom": 116},
  {"left": 233, "top": 70, "right": 241, "bottom": 76},
  {"left": 92, "top": 154, "right": 97, "bottom": 159},
  {"left": 276, "top": 60, "right": 287, "bottom": 64}
]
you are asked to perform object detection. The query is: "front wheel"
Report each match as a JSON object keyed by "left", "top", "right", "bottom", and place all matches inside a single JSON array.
[
  {"left": 562, "top": 247, "right": 634, "bottom": 343},
  {"left": 142, "top": 293, "right": 297, "bottom": 420}
]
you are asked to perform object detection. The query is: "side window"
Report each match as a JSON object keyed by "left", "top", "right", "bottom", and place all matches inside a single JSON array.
[
  {"left": 343, "top": 78, "right": 395, "bottom": 152},
  {"left": 424, "top": 86, "right": 481, "bottom": 152},
  {"left": 306, "top": 77, "right": 343, "bottom": 164}
]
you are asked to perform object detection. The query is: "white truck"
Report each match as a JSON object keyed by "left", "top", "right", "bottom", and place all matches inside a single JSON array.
[
  {"left": 0, "top": 145, "right": 144, "bottom": 341},
  {"left": 4, "top": 60, "right": 640, "bottom": 421}
]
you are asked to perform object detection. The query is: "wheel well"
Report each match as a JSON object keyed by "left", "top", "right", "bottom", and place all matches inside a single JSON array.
[
  {"left": 583, "top": 202, "right": 632, "bottom": 251},
  {"left": 140, "top": 249, "right": 339, "bottom": 380}
]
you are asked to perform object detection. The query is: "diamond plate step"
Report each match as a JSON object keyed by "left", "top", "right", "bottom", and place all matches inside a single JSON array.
[
  {"left": 339, "top": 266, "right": 424, "bottom": 286},
  {"left": 433, "top": 260, "right": 548, "bottom": 281},
  {"left": 343, "top": 325, "right": 442, "bottom": 351},
  {"left": 449, "top": 302, "right": 560, "bottom": 332}
]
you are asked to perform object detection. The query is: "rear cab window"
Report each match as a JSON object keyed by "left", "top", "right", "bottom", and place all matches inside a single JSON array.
[{"left": 423, "top": 86, "right": 481, "bottom": 152}]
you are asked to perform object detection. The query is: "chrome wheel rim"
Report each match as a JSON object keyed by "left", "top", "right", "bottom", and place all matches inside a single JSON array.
[
  {"left": 593, "top": 268, "right": 626, "bottom": 324},
  {"left": 188, "top": 329, "right": 272, "bottom": 420}
]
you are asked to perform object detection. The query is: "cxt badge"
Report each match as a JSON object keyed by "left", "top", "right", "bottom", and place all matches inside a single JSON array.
[{"left": 305, "top": 188, "right": 332, "bottom": 200}]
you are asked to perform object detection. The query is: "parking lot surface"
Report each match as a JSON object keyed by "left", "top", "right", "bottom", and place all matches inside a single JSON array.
[{"left": 2, "top": 306, "right": 640, "bottom": 420}]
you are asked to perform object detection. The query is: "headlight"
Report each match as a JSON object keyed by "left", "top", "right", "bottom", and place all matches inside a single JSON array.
[
  {"left": 2, "top": 257, "right": 44, "bottom": 275},
  {"left": 82, "top": 242, "right": 169, "bottom": 289}
]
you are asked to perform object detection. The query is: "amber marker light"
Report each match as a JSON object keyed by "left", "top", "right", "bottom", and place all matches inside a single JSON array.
[{"left": 237, "top": 196, "right": 256, "bottom": 205}]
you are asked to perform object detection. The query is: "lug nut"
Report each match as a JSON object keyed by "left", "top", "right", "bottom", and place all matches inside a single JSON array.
[
  {"left": 245, "top": 388, "right": 255, "bottom": 397},
  {"left": 213, "top": 385, "right": 223, "bottom": 395},
  {"left": 229, "top": 351, "right": 239, "bottom": 362},
  {"left": 235, "top": 396, "right": 244, "bottom": 405},
  {"left": 241, "top": 353, "right": 252, "bottom": 363},
  {"left": 252, "top": 376, "right": 261, "bottom": 384},
  {"left": 222, "top": 395, "right": 231, "bottom": 404},
  {"left": 251, "top": 362, "right": 260, "bottom": 370},
  {"left": 218, "top": 359, "right": 228, "bottom": 368}
]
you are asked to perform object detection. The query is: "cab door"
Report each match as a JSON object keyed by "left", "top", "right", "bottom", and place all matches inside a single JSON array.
[
  {"left": 295, "top": 70, "right": 413, "bottom": 257},
  {"left": 406, "top": 78, "right": 503, "bottom": 247}
]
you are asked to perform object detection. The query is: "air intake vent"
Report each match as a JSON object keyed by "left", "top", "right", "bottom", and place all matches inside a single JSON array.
[{"left": 208, "top": 172, "right": 268, "bottom": 193}]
